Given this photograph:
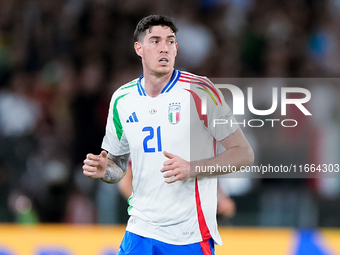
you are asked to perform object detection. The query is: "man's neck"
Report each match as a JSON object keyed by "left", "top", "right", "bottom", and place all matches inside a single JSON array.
[{"left": 143, "top": 69, "right": 174, "bottom": 97}]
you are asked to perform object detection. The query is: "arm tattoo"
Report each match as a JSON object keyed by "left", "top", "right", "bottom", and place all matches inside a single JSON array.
[
  {"left": 100, "top": 153, "right": 130, "bottom": 184},
  {"left": 108, "top": 153, "right": 130, "bottom": 171}
]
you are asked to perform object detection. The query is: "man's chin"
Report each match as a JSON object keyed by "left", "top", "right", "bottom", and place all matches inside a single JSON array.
[{"left": 153, "top": 67, "right": 174, "bottom": 77}]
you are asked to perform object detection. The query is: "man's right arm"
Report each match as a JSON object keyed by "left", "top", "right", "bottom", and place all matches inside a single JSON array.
[{"left": 83, "top": 150, "right": 130, "bottom": 184}]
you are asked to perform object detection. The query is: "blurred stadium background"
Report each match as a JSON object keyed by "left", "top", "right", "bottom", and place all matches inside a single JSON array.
[{"left": 0, "top": 0, "right": 339, "bottom": 254}]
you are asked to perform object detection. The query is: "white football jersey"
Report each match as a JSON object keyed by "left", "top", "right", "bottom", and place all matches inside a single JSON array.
[{"left": 102, "top": 69, "right": 238, "bottom": 245}]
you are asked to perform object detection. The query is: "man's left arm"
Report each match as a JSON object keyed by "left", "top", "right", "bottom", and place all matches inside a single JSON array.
[
  {"left": 161, "top": 128, "right": 254, "bottom": 183},
  {"left": 193, "top": 128, "right": 254, "bottom": 176}
]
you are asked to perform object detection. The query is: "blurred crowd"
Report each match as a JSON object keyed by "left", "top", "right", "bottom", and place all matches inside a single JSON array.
[{"left": 0, "top": 0, "right": 340, "bottom": 226}]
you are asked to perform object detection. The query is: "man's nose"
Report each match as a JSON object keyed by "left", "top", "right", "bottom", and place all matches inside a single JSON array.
[{"left": 160, "top": 42, "right": 168, "bottom": 53}]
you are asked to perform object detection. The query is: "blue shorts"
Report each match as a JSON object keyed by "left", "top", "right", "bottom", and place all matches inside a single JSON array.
[{"left": 118, "top": 231, "right": 215, "bottom": 255}]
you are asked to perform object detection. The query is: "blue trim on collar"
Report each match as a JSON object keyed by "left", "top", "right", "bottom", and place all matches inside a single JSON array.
[
  {"left": 137, "top": 69, "right": 180, "bottom": 96},
  {"left": 161, "top": 69, "right": 180, "bottom": 94},
  {"left": 137, "top": 75, "right": 147, "bottom": 96},
  {"left": 163, "top": 70, "right": 181, "bottom": 93}
]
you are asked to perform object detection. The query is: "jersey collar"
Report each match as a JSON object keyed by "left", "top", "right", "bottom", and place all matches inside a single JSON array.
[{"left": 137, "top": 69, "right": 181, "bottom": 96}]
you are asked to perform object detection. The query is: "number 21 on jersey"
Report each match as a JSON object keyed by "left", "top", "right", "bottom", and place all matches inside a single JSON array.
[{"left": 142, "top": 126, "right": 162, "bottom": 153}]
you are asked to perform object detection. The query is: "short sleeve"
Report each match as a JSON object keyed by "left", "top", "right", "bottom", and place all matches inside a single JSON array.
[
  {"left": 206, "top": 85, "right": 239, "bottom": 141},
  {"left": 193, "top": 77, "right": 239, "bottom": 141},
  {"left": 101, "top": 93, "right": 130, "bottom": 155}
]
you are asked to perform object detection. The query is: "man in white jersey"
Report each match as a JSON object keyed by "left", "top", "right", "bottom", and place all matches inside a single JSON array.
[{"left": 83, "top": 15, "right": 254, "bottom": 255}]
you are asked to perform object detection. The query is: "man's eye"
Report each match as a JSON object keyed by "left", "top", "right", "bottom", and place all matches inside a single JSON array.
[
  {"left": 168, "top": 41, "right": 174, "bottom": 44},
  {"left": 152, "top": 40, "right": 158, "bottom": 44}
]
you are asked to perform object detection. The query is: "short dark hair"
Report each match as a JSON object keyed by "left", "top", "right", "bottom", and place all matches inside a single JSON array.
[{"left": 134, "top": 15, "right": 178, "bottom": 42}]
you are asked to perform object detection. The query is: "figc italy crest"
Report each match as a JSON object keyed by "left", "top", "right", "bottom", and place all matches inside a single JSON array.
[{"left": 168, "top": 103, "right": 181, "bottom": 124}]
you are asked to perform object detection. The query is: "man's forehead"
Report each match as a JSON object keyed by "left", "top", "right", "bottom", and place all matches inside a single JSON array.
[{"left": 146, "top": 25, "right": 175, "bottom": 37}]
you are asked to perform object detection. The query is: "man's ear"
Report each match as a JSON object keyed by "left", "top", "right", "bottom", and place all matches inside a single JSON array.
[
  {"left": 134, "top": 41, "right": 142, "bottom": 57},
  {"left": 175, "top": 43, "right": 178, "bottom": 57}
]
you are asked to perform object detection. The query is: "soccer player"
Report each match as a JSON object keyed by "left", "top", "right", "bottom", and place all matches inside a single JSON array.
[{"left": 83, "top": 15, "right": 254, "bottom": 255}]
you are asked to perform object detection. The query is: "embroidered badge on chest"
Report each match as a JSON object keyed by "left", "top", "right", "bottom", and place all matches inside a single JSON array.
[{"left": 168, "top": 103, "right": 181, "bottom": 124}]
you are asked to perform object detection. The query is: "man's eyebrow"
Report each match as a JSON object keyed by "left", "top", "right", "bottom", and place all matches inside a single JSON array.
[
  {"left": 148, "top": 36, "right": 161, "bottom": 40},
  {"left": 148, "top": 35, "right": 176, "bottom": 40}
]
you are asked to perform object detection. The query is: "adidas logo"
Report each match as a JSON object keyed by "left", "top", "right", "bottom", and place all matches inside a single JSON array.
[{"left": 126, "top": 112, "right": 139, "bottom": 123}]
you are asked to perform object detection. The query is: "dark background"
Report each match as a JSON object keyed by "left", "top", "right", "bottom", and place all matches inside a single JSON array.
[{"left": 0, "top": 0, "right": 339, "bottom": 227}]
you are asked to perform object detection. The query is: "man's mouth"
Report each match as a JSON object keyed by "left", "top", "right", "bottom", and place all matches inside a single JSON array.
[{"left": 159, "top": 58, "right": 169, "bottom": 64}]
